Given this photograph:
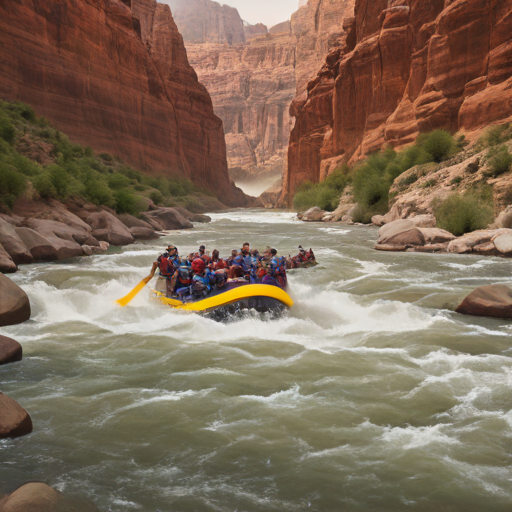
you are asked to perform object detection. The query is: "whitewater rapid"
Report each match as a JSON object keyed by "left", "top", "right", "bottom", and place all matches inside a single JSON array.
[{"left": 2, "top": 210, "right": 512, "bottom": 511}]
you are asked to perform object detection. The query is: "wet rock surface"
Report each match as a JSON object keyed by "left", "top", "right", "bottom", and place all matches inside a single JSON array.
[
  {"left": 0, "top": 274, "right": 31, "bottom": 327},
  {"left": 0, "top": 482, "right": 99, "bottom": 512},
  {"left": 0, "top": 392, "right": 32, "bottom": 439},
  {"left": 0, "top": 335, "right": 22, "bottom": 365},
  {"left": 456, "top": 284, "right": 512, "bottom": 319}
]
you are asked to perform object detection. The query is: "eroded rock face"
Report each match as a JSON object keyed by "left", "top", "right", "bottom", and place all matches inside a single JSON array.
[
  {"left": 282, "top": 0, "right": 512, "bottom": 204},
  {"left": 0, "top": 0, "right": 245, "bottom": 205}
]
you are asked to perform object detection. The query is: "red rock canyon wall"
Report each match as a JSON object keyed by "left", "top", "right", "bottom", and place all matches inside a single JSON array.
[
  {"left": 0, "top": 0, "right": 245, "bottom": 205},
  {"left": 281, "top": 0, "right": 512, "bottom": 204}
]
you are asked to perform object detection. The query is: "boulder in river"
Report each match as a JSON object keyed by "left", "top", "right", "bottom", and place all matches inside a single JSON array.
[
  {"left": 447, "top": 229, "right": 511, "bottom": 254},
  {"left": 0, "top": 218, "right": 33, "bottom": 264},
  {"left": 0, "top": 392, "right": 32, "bottom": 438},
  {"left": 0, "top": 482, "right": 100, "bottom": 512},
  {"left": 84, "top": 211, "right": 134, "bottom": 246},
  {"left": 0, "top": 335, "right": 22, "bottom": 365},
  {"left": 492, "top": 233, "right": 512, "bottom": 255},
  {"left": 376, "top": 219, "right": 426, "bottom": 249},
  {"left": 0, "top": 274, "right": 31, "bottom": 327},
  {"left": 456, "top": 284, "right": 512, "bottom": 319},
  {"left": 0, "top": 244, "right": 17, "bottom": 274},
  {"left": 15, "top": 227, "right": 59, "bottom": 262},
  {"left": 172, "top": 206, "right": 211, "bottom": 223},
  {"left": 141, "top": 207, "right": 193, "bottom": 230},
  {"left": 298, "top": 207, "right": 328, "bottom": 222}
]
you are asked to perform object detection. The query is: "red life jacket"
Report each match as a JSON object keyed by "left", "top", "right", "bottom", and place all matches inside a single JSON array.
[{"left": 158, "top": 254, "right": 173, "bottom": 277}]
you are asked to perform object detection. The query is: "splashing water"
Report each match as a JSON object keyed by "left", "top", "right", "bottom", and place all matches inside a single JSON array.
[{"left": 2, "top": 210, "right": 512, "bottom": 511}]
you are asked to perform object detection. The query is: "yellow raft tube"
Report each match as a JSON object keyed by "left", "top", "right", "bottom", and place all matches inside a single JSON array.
[{"left": 151, "top": 283, "right": 294, "bottom": 317}]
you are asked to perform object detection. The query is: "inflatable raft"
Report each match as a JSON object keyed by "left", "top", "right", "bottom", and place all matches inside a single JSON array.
[{"left": 151, "top": 282, "right": 294, "bottom": 321}]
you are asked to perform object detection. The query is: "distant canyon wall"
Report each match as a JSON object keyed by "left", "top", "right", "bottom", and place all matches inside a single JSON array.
[
  {"left": 171, "top": 0, "right": 355, "bottom": 184},
  {"left": 281, "top": 0, "right": 512, "bottom": 204},
  {"left": 0, "top": 0, "right": 246, "bottom": 206}
]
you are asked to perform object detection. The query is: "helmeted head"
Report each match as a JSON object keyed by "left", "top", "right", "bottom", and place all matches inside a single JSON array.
[
  {"left": 212, "top": 249, "right": 220, "bottom": 260},
  {"left": 271, "top": 248, "right": 277, "bottom": 256},
  {"left": 192, "top": 258, "right": 205, "bottom": 274},
  {"left": 199, "top": 245, "right": 206, "bottom": 254},
  {"left": 167, "top": 245, "right": 178, "bottom": 255},
  {"left": 231, "top": 249, "right": 238, "bottom": 258}
]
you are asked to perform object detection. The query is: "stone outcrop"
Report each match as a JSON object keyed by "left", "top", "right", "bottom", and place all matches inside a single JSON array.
[
  {"left": 0, "top": 483, "right": 99, "bottom": 512},
  {"left": 0, "top": 0, "right": 245, "bottom": 206},
  {"left": 282, "top": 0, "right": 512, "bottom": 204},
  {"left": 0, "top": 335, "right": 22, "bottom": 366},
  {"left": 141, "top": 208, "right": 193, "bottom": 231},
  {"left": 456, "top": 284, "right": 512, "bottom": 319},
  {"left": 0, "top": 392, "right": 32, "bottom": 439},
  {"left": 0, "top": 274, "right": 31, "bottom": 327},
  {"left": 0, "top": 244, "right": 17, "bottom": 274}
]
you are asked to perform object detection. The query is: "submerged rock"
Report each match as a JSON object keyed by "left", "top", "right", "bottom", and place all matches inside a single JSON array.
[
  {"left": 456, "top": 284, "right": 512, "bottom": 319},
  {"left": 0, "top": 335, "right": 22, "bottom": 365},
  {"left": 0, "top": 274, "right": 31, "bottom": 327},
  {"left": 0, "top": 392, "right": 32, "bottom": 438},
  {"left": 141, "top": 208, "right": 193, "bottom": 230},
  {"left": 0, "top": 482, "right": 99, "bottom": 512}
]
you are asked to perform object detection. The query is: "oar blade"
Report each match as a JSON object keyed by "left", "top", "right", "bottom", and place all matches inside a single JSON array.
[{"left": 116, "top": 280, "right": 148, "bottom": 307}]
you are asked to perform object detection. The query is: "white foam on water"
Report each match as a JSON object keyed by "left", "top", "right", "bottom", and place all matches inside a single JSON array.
[
  {"left": 209, "top": 211, "right": 298, "bottom": 225},
  {"left": 380, "top": 423, "right": 460, "bottom": 450},
  {"left": 317, "top": 227, "right": 351, "bottom": 235}
]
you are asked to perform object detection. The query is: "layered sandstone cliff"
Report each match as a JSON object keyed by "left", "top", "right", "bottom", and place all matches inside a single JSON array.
[
  {"left": 0, "top": 0, "right": 245, "bottom": 205},
  {"left": 186, "top": 32, "right": 296, "bottom": 184},
  {"left": 282, "top": 0, "right": 512, "bottom": 204}
]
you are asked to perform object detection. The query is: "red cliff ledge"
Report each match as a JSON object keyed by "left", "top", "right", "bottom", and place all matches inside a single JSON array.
[
  {"left": 282, "top": 0, "right": 512, "bottom": 204},
  {"left": 0, "top": 0, "right": 246, "bottom": 206}
]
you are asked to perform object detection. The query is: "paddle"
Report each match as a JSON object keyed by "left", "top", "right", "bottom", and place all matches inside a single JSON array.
[{"left": 116, "top": 274, "right": 153, "bottom": 307}]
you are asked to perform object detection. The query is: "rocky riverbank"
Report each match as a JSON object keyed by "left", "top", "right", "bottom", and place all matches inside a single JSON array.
[{"left": 0, "top": 198, "right": 209, "bottom": 274}]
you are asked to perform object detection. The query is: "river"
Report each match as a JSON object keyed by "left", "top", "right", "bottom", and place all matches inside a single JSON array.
[{"left": 1, "top": 210, "right": 512, "bottom": 511}]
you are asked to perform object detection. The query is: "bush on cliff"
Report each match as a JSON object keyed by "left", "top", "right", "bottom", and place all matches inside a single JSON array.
[
  {"left": 434, "top": 188, "right": 494, "bottom": 236},
  {"left": 418, "top": 130, "right": 456, "bottom": 162},
  {"left": 293, "top": 167, "right": 349, "bottom": 212},
  {"left": 487, "top": 145, "right": 512, "bottom": 177}
]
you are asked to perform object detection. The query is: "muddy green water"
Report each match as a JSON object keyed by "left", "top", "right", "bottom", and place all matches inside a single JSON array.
[{"left": 2, "top": 210, "right": 512, "bottom": 511}]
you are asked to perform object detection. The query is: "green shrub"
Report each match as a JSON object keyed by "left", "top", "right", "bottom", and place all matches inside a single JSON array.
[
  {"left": 114, "top": 189, "right": 138, "bottom": 215},
  {"left": 420, "top": 130, "right": 455, "bottom": 162},
  {"left": 149, "top": 190, "right": 164, "bottom": 205},
  {"left": 84, "top": 177, "right": 114, "bottom": 207},
  {"left": 107, "top": 173, "right": 131, "bottom": 190},
  {"left": 434, "top": 190, "right": 494, "bottom": 236},
  {"left": 484, "top": 123, "right": 512, "bottom": 147},
  {"left": 47, "top": 164, "right": 69, "bottom": 198},
  {"left": 11, "top": 153, "right": 41, "bottom": 176},
  {"left": 0, "top": 116, "right": 16, "bottom": 145},
  {"left": 0, "top": 163, "right": 27, "bottom": 201},
  {"left": 33, "top": 173, "right": 57, "bottom": 199},
  {"left": 487, "top": 145, "right": 512, "bottom": 177},
  {"left": 400, "top": 173, "right": 418, "bottom": 187}
]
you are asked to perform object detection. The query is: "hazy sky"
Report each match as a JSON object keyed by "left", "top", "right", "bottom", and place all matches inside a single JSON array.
[{"left": 219, "top": 0, "right": 300, "bottom": 28}]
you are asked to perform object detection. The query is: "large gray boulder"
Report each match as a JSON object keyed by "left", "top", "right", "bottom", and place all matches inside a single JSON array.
[
  {"left": 84, "top": 211, "right": 134, "bottom": 246},
  {"left": 0, "top": 335, "right": 22, "bottom": 365},
  {"left": 419, "top": 228, "right": 456, "bottom": 244},
  {"left": 172, "top": 206, "right": 211, "bottom": 223},
  {"left": 141, "top": 208, "right": 193, "bottom": 230},
  {"left": 0, "top": 482, "right": 100, "bottom": 512},
  {"left": 492, "top": 233, "right": 512, "bottom": 255},
  {"left": 15, "top": 228, "right": 59, "bottom": 262},
  {"left": 0, "top": 274, "right": 30, "bottom": 326},
  {"left": 0, "top": 392, "right": 32, "bottom": 438},
  {"left": 0, "top": 218, "right": 33, "bottom": 264},
  {"left": 456, "top": 284, "right": 512, "bottom": 319},
  {"left": 376, "top": 219, "right": 426, "bottom": 247},
  {"left": 0, "top": 243, "right": 17, "bottom": 273},
  {"left": 448, "top": 229, "right": 510, "bottom": 254}
]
